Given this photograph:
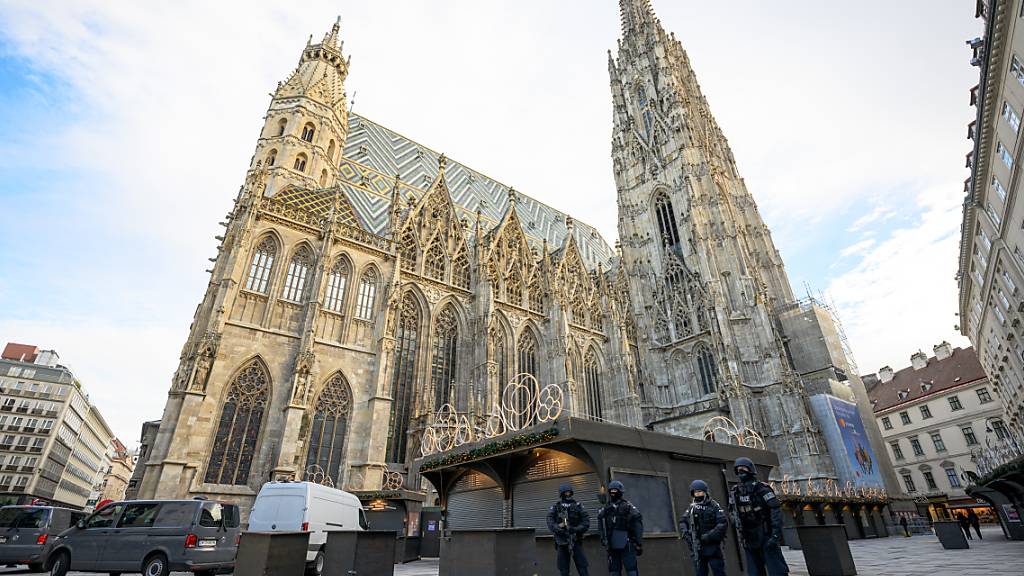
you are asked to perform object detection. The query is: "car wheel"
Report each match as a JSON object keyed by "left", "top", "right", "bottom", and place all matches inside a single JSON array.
[
  {"left": 48, "top": 551, "right": 70, "bottom": 576},
  {"left": 142, "top": 553, "right": 170, "bottom": 576},
  {"left": 306, "top": 548, "right": 326, "bottom": 575}
]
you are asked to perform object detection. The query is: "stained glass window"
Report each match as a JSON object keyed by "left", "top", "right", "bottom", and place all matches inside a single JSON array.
[
  {"left": 355, "top": 269, "right": 378, "bottom": 320},
  {"left": 696, "top": 347, "right": 718, "bottom": 395},
  {"left": 246, "top": 237, "right": 276, "bottom": 293},
  {"left": 583, "top": 348, "right": 602, "bottom": 420},
  {"left": 431, "top": 306, "right": 459, "bottom": 410},
  {"left": 305, "top": 373, "right": 352, "bottom": 486},
  {"left": 324, "top": 259, "right": 349, "bottom": 313},
  {"left": 514, "top": 331, "right": 539, "bottom": 428},
  {"left": 205, "top": 360, "right": 269, "bottom": 485},
  {"left": 386, "top": 294, "right": 420, "bottom": 463},
  {"left": 282, "top": 246, "right": 312, "bottom": 302}
]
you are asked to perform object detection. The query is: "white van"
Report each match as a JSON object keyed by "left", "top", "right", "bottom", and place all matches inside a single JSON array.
[{"left": 248, "top": 481, "right": 369, "bottom": 575}]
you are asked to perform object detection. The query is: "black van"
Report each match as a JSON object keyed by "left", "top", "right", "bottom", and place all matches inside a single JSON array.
[
  {"left": 0, "top": 505, "right": 85, "bottom": 571},
  {"left": 48, "top": 499, "right": 240, "bottom": 576}
]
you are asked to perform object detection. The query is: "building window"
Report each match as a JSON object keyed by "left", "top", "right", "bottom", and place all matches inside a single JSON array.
[
  {"left": 902, "top": 473, "right": 917, "bottom": 493},
  {"left": 398, "top": 229, "right": 418, "bottom": 272},
  {"left": 267, "top": 149, "right": 277, "bottom": 167},
  {"left": 882, "top": 416, "right": 893, "bottom": 430},
  {"left": 992, "top": 176, "right": 1008, "bottom": 202},
  {"left": 909, "top": 436, "right": 924, "bottom": 457},
  {"left": 1004, "top": 101, "right": 1021, "bottom": 132},
  {"left": 930, "top": 432, "right": 946, "bottom": 452},
  {"left": 511, "top": 330, "right": 539, "bottom": 429},
  {"left": 323, "top": 259, "right": 349, "bottom": 313},
  {"left": 980, "top": 227, "right": 993, "bottom": 253},
  {"left": 948, "top": 395, "right": 963, "bottom": 411},
  {"left": 354, "top": 269, "right": 378, "bottom": 320},
  {"left": 920, "top": 405, "right": 932, "bottom": 419},
  {"left": 900, "top": 411, "right": 912, "bottom": 425},
  {"left": 696, "top": 347, "right": 718, "bottom": 395},
  {"left": 319, "top": 169, "right": 328, "bottom": 187},
  {"left": 528, "top": 275, "right": 544, "bottom": 313},
  {"left": 653, "top": 191, "right": 681, "bottom": 252},
  {"left": 1003, "top": 270, "right": 1017, "bottom": 293},
  {"left": 583, "top": 348, "right": 603, "bottom": 420},
  {"left": 992, "top": 419, "right": 1010, "bottom": 440},
  {"left": 995, "top": 305, "right": 1007, "bottom": 324},
  {"left": 276, "top": 118, "right": 287, "bottom": 136},
  {"left": 923, "top": 470, "right": 938, "bottom": 491},
  {"left": 998, "top": 141, "right": 1014, "bottom": 169},
  {"left": 962, "top": 425, "right": 979, "bottom": 445},
  {"left": 488, "top": 324, "right": 508, "bottom": 400},
  {"left": 301, "top": 123, "right": 315, "bottom": 142},
  {"left": 977, "top": 387, "right": 993, "bottom": 403},
  {"left": 386, "top": 294, "right": 419, "bottom": 463},
  {"left": 452, "top": 252, "right": 470, "bottom": 290},
  {"left": 304, "top": 373, "right": 351, "bottom": 486},
  {"left": 204, "top": 359, "right": 270, "bottom": 485},
  {"left": 424, "top": 240, "right": 447, "bottom": 282},
  {"left": 431, "top": 306, "right": 459, "bottom": 411},
  {"left": 1014, "top": 55, "right": 1024, "bottom": 86},
  {"left": 281, "top": 246, "right": 312, "bottom": 302},
  {"left": 945, "top": 467, "right": 961, "bottom": 488},
  {"left": 891, "top": 441, "right": 904, "bottom": 461},
  {"left": 988, "top": 201, "right": 1003, "bottom": 228},
  {"left": 505, "top": 269, "right": 524, "bottom": 307},
  {"left": 246, "top": 237, "right": 277, "bottom": 293},
  {"left": 293, "top": 153, "right": 308, "bottom": 172}
]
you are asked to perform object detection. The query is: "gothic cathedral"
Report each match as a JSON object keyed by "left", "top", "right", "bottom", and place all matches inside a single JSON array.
[{"left": 138, "top": 2, "right": 862, "bottom": 511}]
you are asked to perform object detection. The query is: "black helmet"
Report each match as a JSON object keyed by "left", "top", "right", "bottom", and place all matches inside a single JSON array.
[
  {"left": 608, "top": 480, "right": 625, "bottom": 492},
  {"left": 689, "top": 479, "right": 709, "bottom": 495},
  {"left": 734, "top": 457, "right": 755, "bottom": 474},
  {"left": 559, "top": 483, "right": 573, "bottom": 496}
]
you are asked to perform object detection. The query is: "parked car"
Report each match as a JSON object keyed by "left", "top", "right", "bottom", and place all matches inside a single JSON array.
[
  {"left": 47, "top": 498, "right": 240, "bottom": 576},
  {"left": 0, "top": 505, "right": 85, "bottom": 571},
  {"left": 248, "top": 481, "right": 368, "bottom": 575}
]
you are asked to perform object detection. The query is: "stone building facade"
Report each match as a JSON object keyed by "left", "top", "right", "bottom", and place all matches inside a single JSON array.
[{"left": 139, "top": 1, "right": 892, "bottom": 512}]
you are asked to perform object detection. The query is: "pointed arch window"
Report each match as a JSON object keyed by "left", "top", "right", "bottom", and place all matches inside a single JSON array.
[
  {"left": 506, "top": 268, "right": 523, "bottom": 306},
  {"left": 424, "top": 240, "right": 447, "bottom": 281},
  {"left": 696, "top": 347, "right": 718, "bottom": 395},
  {"left": 583, "top": 348, "right": 603, "bottom": 420},
  {"left": 638, "top": 86, "right": 653, "bottom": 140},
  {"left": 327, "top": 139, "right": 337, "bottom": 161},
  {"left": 431, "top": 306, "right": 459, "bottom": 410},
  {"left": 653, "top": 191, "right": 681, "bottom": 252},
  {"left": 294, "top": 153, "right": 308, "bottom": 173},
  {"left": 301, "top": 123, "right": 315, "bottom": 142},
  {"left": 319, "top": 169, "right": 328, "bottom": 187},
  {"left": 386, "top": 294, "right": 420, "bottom": 463},
  {"left": 246, "top": 237, "right": 276, "bottom": 293},
  {"left": 282, "top": 246, "right": 313, "bottom": 302},
  {"left": 528, "top": 275, "right": 544, "bottom": 313},
  {"left": 514, "top": 330, "right": 539, "bottom": 428},
  {"left": 588, "top": 301, "right": 603, "bottom": 331},
  {"left": 355, "top": 269, "right": 378, "bottom": 320},
  {"left": 276, "top": 118, "right": 287, "bottom": 137},
  {"left": 399, "top": 229, "right": 418, "bottom": 272},
  {"left": 489, "top": 324, "right": 508, "bottom": 400},
  {"left": 205, "top": 360, "right": 269, "bottom": 485},
  {"left": 452, "top": 251, "right": 470, "bottom": 290},
  {"left": 571, "top": 293, "right": 588, "bottom": 327},
  {"left": 266, "top": 149, "right": 277, "bottom": 167},
  {"left": 305, "top": 373, "right": 351, "bottom": 486},
  {"left": 324, "top": 259, "right": 349, "bottom": 313}
]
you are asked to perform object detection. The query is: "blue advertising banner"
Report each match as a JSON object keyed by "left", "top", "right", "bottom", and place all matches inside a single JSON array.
[{"left": 809, "top": 394, "right": 884, "bottom": 488}]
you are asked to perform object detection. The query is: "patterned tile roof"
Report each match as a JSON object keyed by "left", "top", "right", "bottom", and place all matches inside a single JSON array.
[
  {"left": 336, "top": 114, "right": 617, "bottom": 270},
  {"left": 866, "top": 347, "right": 987, "bottom": 413}
]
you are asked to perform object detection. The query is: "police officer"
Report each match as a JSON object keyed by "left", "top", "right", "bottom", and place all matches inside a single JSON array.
[
  {"left": 729, "top": 457, "right": 788, "bottom": 576},
  {"left": 597, "top": 480, "right": 643, "bottom": 576},
  {"left": 679, "top": 479, "right": 728, "bottom": 576},
  {"left": 547, "top": 483, "right": 591, "bottom": 576}
]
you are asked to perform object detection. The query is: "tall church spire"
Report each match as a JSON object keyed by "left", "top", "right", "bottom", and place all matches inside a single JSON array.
[{"left": 618, "top": 0, "right": 656, "bottom": 33}]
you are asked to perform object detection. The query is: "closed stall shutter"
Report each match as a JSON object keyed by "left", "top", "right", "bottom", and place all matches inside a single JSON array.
[
  {"left": 446, "top": 471, "right": 504, "bottom": 529},
  {"left": 511, "top": 449, "right": 600, "bottom": 534}
]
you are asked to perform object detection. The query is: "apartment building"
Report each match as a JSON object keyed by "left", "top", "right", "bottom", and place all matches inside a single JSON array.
[{"left": 0, "top": 343, "right": 117, "bottom": 509}]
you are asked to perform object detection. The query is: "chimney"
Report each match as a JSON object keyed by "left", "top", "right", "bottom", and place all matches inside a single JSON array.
[
  {"left": 862, "top": 373, "right": 881, "bottom": 392},
  {"left": 933, "top": 341, "right": 953, "bottom": 361},
  {"left": 911, "top": 350, "right": 928, "bottom": 370},
  {"left": 879, "top": 366, "right": 894, "bottom": 383}
]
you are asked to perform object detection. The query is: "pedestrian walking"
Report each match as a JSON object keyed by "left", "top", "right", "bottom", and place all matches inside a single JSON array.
[
  {"left": 899, "top": 515, "right": 910, "bottom": 537},
  {"left": 547, "top": 483, "right": 591, "bottom": 576},
  {"left": 680, "top": 479, "right": 728, "bottom": 576},
  {"left": 967, "top": 509, "right": 982, "bottom": 540},
  {"left": 729, "top": 457, "right": 789, "bottom": 576},
  {"left": 597, "top": 480, "right": 643, "bottom": 576},
  {"left": 957, "top": 513, "right": 972, "bottom": 540}
]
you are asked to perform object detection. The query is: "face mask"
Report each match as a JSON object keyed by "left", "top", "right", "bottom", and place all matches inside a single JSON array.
[
  {"left": 737, "top": 471, "right": 755, "bottom": 482},
  {"left": 561, "top": 492, "right": 573, "bottom": 501},
  {"left": 693, "top": 494, "right": 707, "bottom": 503},
  {"left": 609, "top": 491, "right": 623, "bottom": 502}
]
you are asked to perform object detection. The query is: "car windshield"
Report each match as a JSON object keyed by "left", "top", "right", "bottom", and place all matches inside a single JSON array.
[{"left": 0, "top": 507, "right": 49, "bottom": 529}]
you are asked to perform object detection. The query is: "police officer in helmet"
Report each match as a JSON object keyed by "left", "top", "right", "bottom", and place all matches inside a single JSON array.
[
  {"left": 547, "top": 483, "right": 591, "bottom": 576},
  {"left": 729, "top": 457, "right": 788, "bottom": 576},
  {"left": 597, "top": 480, "right": 643, "bottom": 576},
  {"left": 679, "top": 479, "right": 728, "bottom": 576}
]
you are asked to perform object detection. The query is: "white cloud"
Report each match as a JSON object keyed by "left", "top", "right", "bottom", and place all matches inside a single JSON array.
[{"left": 838, "top": 238, "right": 877, "bottom": 259}]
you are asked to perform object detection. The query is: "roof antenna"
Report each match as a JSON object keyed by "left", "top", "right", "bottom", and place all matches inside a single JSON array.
[{"left": 349, "top": 90, "right": 358, "bottom": 113}]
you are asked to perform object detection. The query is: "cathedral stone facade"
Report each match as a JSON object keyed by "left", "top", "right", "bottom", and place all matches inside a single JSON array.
[{"left": 139, "top": 2, "right": 891, "bottom": 512}]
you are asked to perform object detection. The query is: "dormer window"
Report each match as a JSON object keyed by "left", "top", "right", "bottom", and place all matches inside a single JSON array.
[{"left": 921, "top": 381, "right": 932, "bottom": 392}]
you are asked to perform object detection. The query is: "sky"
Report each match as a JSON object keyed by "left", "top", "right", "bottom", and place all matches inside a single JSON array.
[{"left": 0, "top": 1, "right": 981, "bottom": 444}]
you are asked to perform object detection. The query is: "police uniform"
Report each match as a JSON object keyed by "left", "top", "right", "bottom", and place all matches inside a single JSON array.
[
  {"left": 597, "top": 481, "right": 643, "bottom": 576},
  {"left": 679, "top": 479, "right": 728, "bottom": 576},
  {"left": 729, "top": 458, "right": 788, "bottom": 576},
  {"left": 546, "top": 483, "right": 591, "bottom": 576}
]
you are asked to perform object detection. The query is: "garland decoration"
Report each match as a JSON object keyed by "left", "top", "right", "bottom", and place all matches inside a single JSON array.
[{"left": 419, "top": 427, "right": 559, "bottom": 472}]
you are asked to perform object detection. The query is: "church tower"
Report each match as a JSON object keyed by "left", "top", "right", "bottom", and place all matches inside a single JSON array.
[{"left": 610, "top": 0, "right": 832, "bottom": 481}]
